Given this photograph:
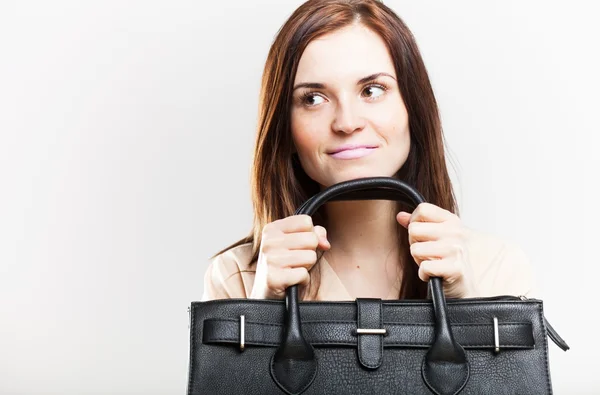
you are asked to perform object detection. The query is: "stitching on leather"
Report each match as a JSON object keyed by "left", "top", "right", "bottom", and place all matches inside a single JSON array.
[
  {"left": 269, "top": 349, "right": 318, "bottom": 394},
  {"left": 205, "top": 318, "right": 530, "bottom": 327},
  {"left": 378, "top": 300, "right": 383, "bottom": 367},
  {"left": 199, "top": 299, "right": 534, "bottom": 307},
  {"left": 205, "top": 318, "right": 282, "bottom": 327},
  {"left": 207, "top": 338, "right": 355, "bottom": 346},
  {"left": 269, "top": 358, "right": 284, "bottom": 394},
  {"left": 355, "top": 301, "right": 384, "bottom": 369},
  {"left": 204, "top": 339, "right": 532, "bottom": 348},
  {"left": 187, "top": 305, "right": 195, "bottom": 394},
  {"left": 421, "top": 359, "right": 441, "bottom": 395},
  {"left": 538, "top": 303, "right": 552, "bottom": 394},
  {"left": 386, "top": 322, "right": 529, "bottom": 327},
  {"left": 303, "top": 320, "right": 366, "bottom": 324},
  {"left": 357, "top": 301, "right": 366, "bottom": 367},
  {"left": 421, "top": 357, "right": 469, "bottom": 395},
  {"left": 358, "top": 301, "right": 378, "bottom": 369},
  {"left": 270, "top": 355, "right": 314, "bottom": 395},
  {"left": 453, "top": 323, "right": 528, "bottom": 327},
  {"left": 205, "top": 338, "right": 533, "bottom": 348},
  {"left": 385, "top": 342, "right": 531, "bottom": 347}
]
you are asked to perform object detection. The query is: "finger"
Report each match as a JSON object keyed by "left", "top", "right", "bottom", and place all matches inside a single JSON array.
[
  {"left": 292, "top": 267, "right": 312, "bottom": 288},
  {"left": 276, "top": 250, "right": 319, "bottom": 269},
  {"left": 396, "top": 211, "right": 411, "bottom": 228},
  {"left": 410, "top": 203, "right": 458, "bottom": 224},
  {"left": 313, "top": 225, "right": 331, "bottom": 250},
  {"left": 265, "top": 267, "right": 310, "bottom": 298},
  {"left": 417, "top": 259, "right": 458, "bottom": 282},
  {"left": 284, "top": 231, "right": 320, "bottom": 250},
  {"left": 407, "top": 221, "right": 451, "bottom": 243},
  {"left": 274, "top": 215, "right": 314, "bottom": 233},
  {"left": 410, "top": 241, "right": 465, "bottom": 261}
]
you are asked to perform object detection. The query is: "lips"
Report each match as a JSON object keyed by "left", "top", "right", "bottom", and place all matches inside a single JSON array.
[
  {"left": 327, "top": 144, "right": 378, "bottom": 160},
  {"left": 327, "top": 144, "right": 378, "bottom": 155}
]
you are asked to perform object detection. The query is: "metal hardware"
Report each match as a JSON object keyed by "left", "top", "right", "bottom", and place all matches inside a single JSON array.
[
  {"left": 493, "top": 317, "right": 500, "bottom": 353},
  {"left": 187, "top": 306, "right": 191, "bottom": 330},
  {"left": 356, "top": 328, "right": 387, "bottom": 335},
  {"left": 239, "top": 315, "right": 245, "bottom": 352}
]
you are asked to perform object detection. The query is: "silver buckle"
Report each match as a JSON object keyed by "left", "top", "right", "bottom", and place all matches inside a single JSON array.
[
  {"left": 239, "top": 315, "right": 245, "bottom": 352},
  {"left": 356, "top": 328, "right": 387, "bottom": 335},
  {"left": 493, "top": 317, "right": 500, "bottom": 353}
]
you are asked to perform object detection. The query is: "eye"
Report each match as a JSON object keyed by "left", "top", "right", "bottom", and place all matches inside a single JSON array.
[
  {"left": 362, "top": 84, "right": 386, "bottom": 99},
  {"left": 300, "top": 92, "right": 326, "bottom": 107}
]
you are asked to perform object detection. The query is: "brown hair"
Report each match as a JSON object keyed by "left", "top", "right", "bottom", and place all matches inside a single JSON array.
[{"left": 214, "top": 0, "right": 458, "bottom": 300}]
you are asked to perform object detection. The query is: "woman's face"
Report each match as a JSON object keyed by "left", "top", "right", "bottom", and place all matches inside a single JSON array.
[{"left": 291, "top": 23, "right": 411, "bottom": 188}]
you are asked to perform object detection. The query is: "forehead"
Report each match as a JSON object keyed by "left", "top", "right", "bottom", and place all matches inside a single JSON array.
[{"left": 294, "top": 24, "right": 396, "bottom": 83}]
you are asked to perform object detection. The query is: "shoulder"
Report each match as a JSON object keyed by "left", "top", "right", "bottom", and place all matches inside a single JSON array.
[
  {"left": 465, "top": 228, "right": 538, "bottom": 298},
  {"left": 201, "top": 243, "right": 256, "bottom": 301},
  {"left": 465, "top": 229, "right": 526, "bottom": 263}
]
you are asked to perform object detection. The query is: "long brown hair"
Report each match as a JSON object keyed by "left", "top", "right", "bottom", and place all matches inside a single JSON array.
[{"left": 214, "top": 0, "right": 458, "bottom": 300}]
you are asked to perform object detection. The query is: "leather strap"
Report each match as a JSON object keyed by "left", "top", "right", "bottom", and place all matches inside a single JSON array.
[
  {"left": 357, "top": 299, "right": 384, "bottom": 369},
  {"left": 203, "top": 319, "right": 534, "bottom": 349},
  {"left": 423, "top": 278, "right": 469, "bottom": 395},
  {"left": 545, "top": 318, "right": 570, "bottom": 351}
]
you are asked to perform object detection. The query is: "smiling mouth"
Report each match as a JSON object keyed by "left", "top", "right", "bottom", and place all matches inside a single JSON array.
[{"left": 328, "top": 146, "right": 378, "bottom": 159}]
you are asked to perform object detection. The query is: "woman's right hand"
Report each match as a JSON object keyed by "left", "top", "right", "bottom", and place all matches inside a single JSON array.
[{"left": 250, "top": 214, "right": 330, "bottom": 299}]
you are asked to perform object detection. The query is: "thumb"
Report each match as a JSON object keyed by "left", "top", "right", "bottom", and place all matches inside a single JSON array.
[
  {"left": 396, "top": 211, "right": 411, "bottom": 229},
  {"left": 313, "top": 225, "right": 331, "bottom": 250}
]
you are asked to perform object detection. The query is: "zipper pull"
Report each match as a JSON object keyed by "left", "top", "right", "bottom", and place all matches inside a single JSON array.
[{"left": 518, "top": 295, "right": 569, "bottom": 351}]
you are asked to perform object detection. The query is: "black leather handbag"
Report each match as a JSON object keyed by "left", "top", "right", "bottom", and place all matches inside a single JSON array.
[{"left": 187, "top": 177, "right": 569, "bottom": 394}]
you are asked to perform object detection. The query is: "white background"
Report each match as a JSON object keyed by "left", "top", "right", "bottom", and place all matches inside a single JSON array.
[{"left": 1, "top": 1, "right": 598, "bottom": 394}]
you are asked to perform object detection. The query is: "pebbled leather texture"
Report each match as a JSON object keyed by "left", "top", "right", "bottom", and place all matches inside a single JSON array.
[
  {"left": 188, "top": 298, "right": 563, "bottom": 394},
  {"left": 356, "top": 298, "right": 384, "bottom": 369}
]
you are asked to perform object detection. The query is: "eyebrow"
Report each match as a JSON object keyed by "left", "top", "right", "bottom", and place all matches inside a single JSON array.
[{"left": 292, "top": 72, "right": 396, "bottom": 91}]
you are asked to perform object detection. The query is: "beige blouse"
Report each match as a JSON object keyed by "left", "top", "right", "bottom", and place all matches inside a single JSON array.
[{"left": 201, "top": 230, "right": 538, "bottom": 301}]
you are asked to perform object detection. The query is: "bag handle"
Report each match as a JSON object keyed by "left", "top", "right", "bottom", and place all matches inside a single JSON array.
[{"left": 270, "top": 177, "right": 469, "bottom": 395}]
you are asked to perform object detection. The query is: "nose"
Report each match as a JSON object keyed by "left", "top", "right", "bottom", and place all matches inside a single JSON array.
[{"left": 331, "top": 97, "right": 366, "bottom": 135}]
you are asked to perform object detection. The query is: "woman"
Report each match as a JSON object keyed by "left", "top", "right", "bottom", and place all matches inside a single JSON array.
[{"left": 202, "top": 0, "right": 536, "bottom": 301}]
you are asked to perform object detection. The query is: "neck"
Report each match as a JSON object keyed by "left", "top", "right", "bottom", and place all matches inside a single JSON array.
[{"left": 322, "top": 200, "right": 402, "bottom": 282}]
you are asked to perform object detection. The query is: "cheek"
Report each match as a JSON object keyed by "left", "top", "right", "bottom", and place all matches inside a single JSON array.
[
  {"left": 373, "top": 98, "right": 410, "bottom": 143},
  {"left": 291, "top": 112, "right": 325, "bottom": 156}
]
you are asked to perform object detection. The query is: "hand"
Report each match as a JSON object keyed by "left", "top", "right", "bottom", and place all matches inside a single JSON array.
[
  {"left": 396, "top": 203, "right": 479, "bottom": 298},
  {"left": 250, "top": 215, "right": 330, "bottom": 299}
]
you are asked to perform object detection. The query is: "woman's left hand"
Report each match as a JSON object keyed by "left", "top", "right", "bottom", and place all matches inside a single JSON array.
[{"left": 397, "top": 203, "right": 479, "bottom": 298}]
